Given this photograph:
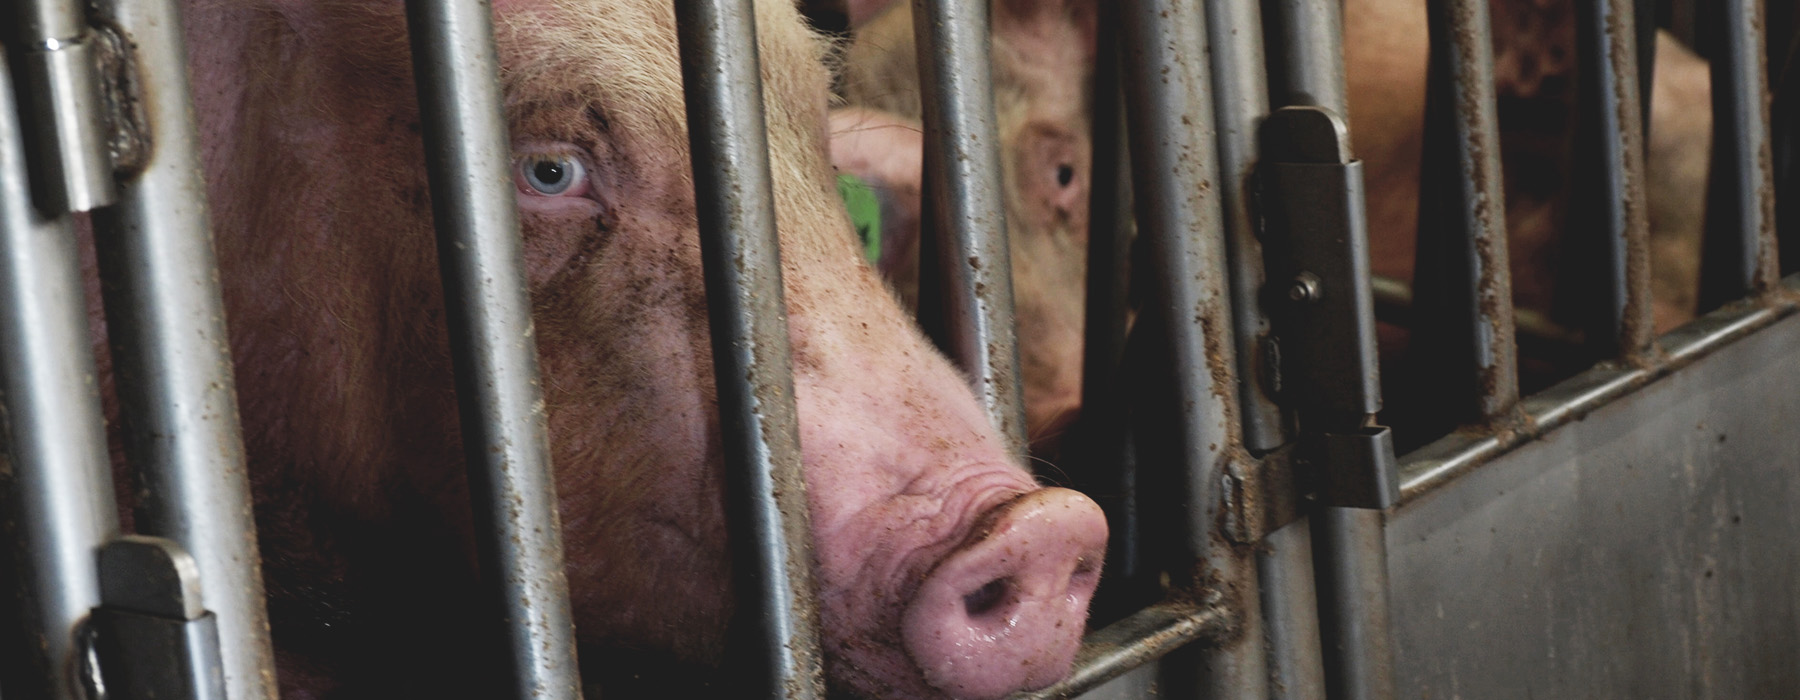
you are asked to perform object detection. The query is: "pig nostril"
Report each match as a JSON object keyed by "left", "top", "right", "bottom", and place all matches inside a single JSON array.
[{"left": 963, "top": 578, "right": 1010, "bottom": 618}]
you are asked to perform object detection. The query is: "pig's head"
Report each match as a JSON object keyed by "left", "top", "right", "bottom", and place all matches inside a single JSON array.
[
  {"left": 182, "top": 0, "right": 1103, "bottom": 698},
  {"left": 834, "top": 0, "right": 1098, "bottom": 456}
]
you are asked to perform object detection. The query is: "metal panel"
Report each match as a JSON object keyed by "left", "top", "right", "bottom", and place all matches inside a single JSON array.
[
  {"left": 910, "top": 0, "right": 1028, "bottom": 456},
  {"left": 673, "top": 1, "right": 824, "bottom": 697},
  {"left": 1388, "top": 306, "right": 1800, "bottom": 698},
  {"left": 86, "top": 1, "right": 277, "bottom": 697},
  {"left": 402, "top": 2, "right": 582, "bottom": 698},
  {"left": 0, "top": 49, "right": 120, "bottom": 700}
]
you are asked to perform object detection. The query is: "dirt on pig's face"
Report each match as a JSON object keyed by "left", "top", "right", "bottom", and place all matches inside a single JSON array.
[{"left": 180, "top": 1, "right": 1103, "bottom": 698}]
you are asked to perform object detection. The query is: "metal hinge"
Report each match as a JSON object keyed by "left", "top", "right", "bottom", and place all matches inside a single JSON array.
[
  {"left": 1257, "top": 106, "right": 1398, "bottom": 510},
  {"left": 85, "top": 536, "right": 227, "bottom": 700}
]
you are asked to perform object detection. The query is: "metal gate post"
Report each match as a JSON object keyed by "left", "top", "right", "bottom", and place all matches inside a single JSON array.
[
  {"left": 403, "top": 2, "right": 583, "bottom": 698},
  {"left": 87, "top": 1, "right": 279, "bottom": 697},
  {"left": 1119, "top": 0, "right": 1269, "bottom": 696},
  {"left": 674, "top": 1, "right": 825, "bottom": 697},
  {"left": 0, "top": 50, "right": 121, "bottom": 700},
  {"left": 909, "top": 0, "right": 1029, "bottom": 457}
]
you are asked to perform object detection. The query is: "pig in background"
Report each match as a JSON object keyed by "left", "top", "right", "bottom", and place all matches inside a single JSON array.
[
  {"left": 89, "top": 0, "right": 1108, "bottom": 698},
  {"left": 822, "top": 0, "right": 1714, "bottom": 445}
]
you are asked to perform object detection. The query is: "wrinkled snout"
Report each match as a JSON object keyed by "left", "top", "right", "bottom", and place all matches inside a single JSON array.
[{"left": 902, "top": 487, "right": 1107, "bottom": 699}]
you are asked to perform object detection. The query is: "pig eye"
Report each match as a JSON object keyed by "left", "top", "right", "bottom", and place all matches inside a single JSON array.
[
  {"left": 515, "top": 151, "right": 590, "bottom": 197},
  {"left": 1056, "top": 164, "right": 1075, "bottom": 188}
]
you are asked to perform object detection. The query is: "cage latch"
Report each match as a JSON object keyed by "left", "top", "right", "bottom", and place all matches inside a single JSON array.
[
  {"left": 89, "top": 536, "right": 227, "bottom": 700},
  {"left": 1258, "top": 106, "right": 1398, "bottom": 510}
]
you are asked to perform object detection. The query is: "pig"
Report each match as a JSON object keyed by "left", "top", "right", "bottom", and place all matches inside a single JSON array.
[
  {"left": 828, "top": 0, "right": 1714, "bottom": 444},
  {"left": 122, "top": 0, "right": 1109, "bottom": 698},
  {"left": 832, "top": 0, "right": 1098, "bottom": 454}
]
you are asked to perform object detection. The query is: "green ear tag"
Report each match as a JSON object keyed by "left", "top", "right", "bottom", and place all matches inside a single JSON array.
[{"left": 836, "top": 173, "right": 883, "bottom": 264}]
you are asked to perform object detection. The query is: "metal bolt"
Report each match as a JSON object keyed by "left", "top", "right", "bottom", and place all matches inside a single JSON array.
[{"left": 1288, "top": 272, "right": 1323, "bottom": 303}]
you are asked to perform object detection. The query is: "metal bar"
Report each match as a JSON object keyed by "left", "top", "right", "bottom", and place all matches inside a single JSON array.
[
  {"left": 1564, "top": 0, "right": 1656, "bottom": 360},
  {"left": 402, "top": 3, "right": 582, "bottom": 699},
  {"left": 1698, "top": 0, "right": 1780, "bottom": 308},
  {"left": 15, "top": 0, "right": 117, "bottom": 212},
  {"left": 1259, "top": 520, "right": 1327, "bottom": 700},
  {"left": 0, "top": 50, "right": 121, "bottom": 700},
  {"left": 1207, "top": 0, "right": 1287, "bottom": 454},
  {"left": 1118, "top": 0, "right": 1269, "bottom": 696},
  {"left": 1778, "top": 22, "right": 1798, "bottom": 276},
  {"left": 1410, "top": 0, "right": 1520, "bottom": 429},
  {"left": 910, "top": 0, "right": 1028, "bottom": 456},
  {"left": 1262, "top": 0, "right": 1349, "bottom": 117},
  {"left": 1259, "top": 3, "right": 1398, "bottom": 698},
  {"left": 1399, "top": 275, "right": 1800, "bottom": 503},
  {"left": 1009, "top": 602, "right": 1230, "bottom": 700},
  {"left": 86, "top": 1, "right": 277, "bottom": 697},
  {"left": 672, "top": 2, "right": 824, "bottom": 698}
]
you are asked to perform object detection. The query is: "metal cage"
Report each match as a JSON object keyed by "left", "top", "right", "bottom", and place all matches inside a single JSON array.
[{"left": 1, "top": 0, "right": 1794, "bottom": 698}]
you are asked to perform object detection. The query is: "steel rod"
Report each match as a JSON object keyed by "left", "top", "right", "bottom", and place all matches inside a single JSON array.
[
  {"left": 1118, "top": 0, "right": 1268, "bottom": 696},
  {"left": 1411, "top": 0, "right": 1520, "bottom": 427},
  {"left": 673, "top": 1, "right": 824, "bottom": 698},
  {"left": 0, "top": 50, "right": 120, "bottom": 700},
  {"left": 910, "top": 0, "right": 1028, "bottom": 457},
  {"left": 15, "top": 0, "right": 116, "bottom": 213},
  {"left": 1566, "top": 0, "right": 1656, "bottom": 360},
  {"left": 87, "top": 1, "right": 277, "bottom": 697},
  {"left": 1698, "top": 0, "right": 1780, "bottom": 308},
  {"left": 1262, "top": 0, "right": 1350, "bottom": 117},
  {"left": 402, "top": 2, "right": 582, "bottom": 698}
]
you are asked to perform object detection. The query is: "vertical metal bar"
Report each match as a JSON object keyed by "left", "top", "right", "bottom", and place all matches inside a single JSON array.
[
  {"left": 1411, "top": 0, "right": 1520, "bottom": 428},
  {"left": 1567, "top": 0, "right": 1656, "bottom": 360},
  {"left": 1207, "top": 0, "right": 1287, "bottom": 454},
  {"left": 1262, "top": 0, "right": 1349, "bottom": 118},
  {"left": 910, "top": 0, "right": 1028, "bottom": 457},
  {"left": 1259, "top": 520, "right": 1327, "bottom": 700},
  {"left": 86, "top": 1, "right": 278, "bottom": 697},
  {"left": 402, "top": 3, "right": 582, "bottom": 699},
  {"left": 1777, "top": 21, "right": 1798, "bottom": 276},
  {"left": 15, "top": 0, "right": 118, "bottom": 213},
  {"left": 1698, "top": 0, "right": 1780, "bottom": 309},
  {"left": 1118, "top": 0, "right": 1269, "bottom": 696},
  {"left": 1261, "top": 3, "right": 1398, "bottom": 699},
  {"left": 673, "top": 2, "right": 824, "bottom": 699},
  {"left": 0, "top": 51, "right": 120, "bottom": 700}
]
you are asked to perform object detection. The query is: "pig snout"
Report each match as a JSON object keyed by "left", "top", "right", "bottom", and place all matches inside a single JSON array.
[{"left": 903, "top": 487, "right": 1106, "bottom": 699}]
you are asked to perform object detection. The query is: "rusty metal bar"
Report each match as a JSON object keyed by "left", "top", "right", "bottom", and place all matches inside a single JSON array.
[
  {"left": 1698, "top": 0, "right": 1780, "bottom": 308},
  {"left": 0, "top": 49, "right": 120, "bottom": 700},
  {"left": 674, "top": 1, "right": 825, "bottom": 698},
  {"left": 1118, "top": 0, "right": 1269, "bottom": 696},
  {"left": 1009, "top": 602, "right": 1230, "bottom": 700},
  {"left": 86, "top": 1, "right": 278, "bottom": 697},
  {"left": 1410, "top": 0, "right": 1520, "bottom": 428},
  {"left": 1565, "top": 0, "right": 1655, "bottom": 360},
  {"left": 910, "top": 0, "right": 1028, "bottom": 457},
  {"left": 402, "top": 1, "right": 582, "bottom": 698}
]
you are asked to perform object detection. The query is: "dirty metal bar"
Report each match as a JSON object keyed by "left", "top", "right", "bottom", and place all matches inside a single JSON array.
[
  {"left": 1010, "top": 602, "right": 1229, "bottom": 700},
  {"left": 1118, "top": 0, "right": 1269, "bottom": 696},
  {"left": 1410, "top": 0, "right": 1520, "bottom": 427},
  {"left": 1778, "top": 32, "right": 1797, "bottom": 276},
  {"left": 402, "top": 2, "right": 582, "bottom": 699},
  {"left": 1697, "top": 0, "right": 1780, "bottom": 308},
  {"left": 1258, "top": 520, "right": 1326, "bottom": 700},
  {"left": 1566, "top": 0, "right": 1655, "bottom": 360},
  {"left": 1207, "top": 0, "right": 1287, "bottom": 454},
  {"left": 1262, "top": 0, "right": 1349, "bottom": 117},
  {"left": 15, "top": 0, "right": 117, "bottom": 213},
  {"left": 910, "top": 0, "right": 1028, "bottom": 456},
  {"left": 674, "top": 2, "right": 825, "bottom": 698},
  {"left": 0, "top": 51, "right": 121, "bottom": 700},
  {"left": 85, "top": 1, "right": 278, "bottom": 698}
]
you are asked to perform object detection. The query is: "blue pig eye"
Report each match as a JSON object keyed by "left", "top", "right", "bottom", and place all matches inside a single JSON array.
[{"left": 515, "top": 153, "right": 588, "bottom": 197}]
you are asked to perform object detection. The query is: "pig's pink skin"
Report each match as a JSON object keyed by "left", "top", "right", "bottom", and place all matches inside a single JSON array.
[{"left": 144, "top": 0, "right": 1106, "bottom": 698}]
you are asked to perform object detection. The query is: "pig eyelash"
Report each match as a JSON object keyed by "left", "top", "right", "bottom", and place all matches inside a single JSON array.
[{"left": 513, "top": 147, "right": 594, "bottom": 199}]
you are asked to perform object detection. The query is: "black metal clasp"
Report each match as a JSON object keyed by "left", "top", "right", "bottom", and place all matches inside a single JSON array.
[
  {"left": 1259, "top": 106, "right": 1398, "bottom": 510},
  {"left": 92, "top": 536, "right": 227, "bottom": 700}
]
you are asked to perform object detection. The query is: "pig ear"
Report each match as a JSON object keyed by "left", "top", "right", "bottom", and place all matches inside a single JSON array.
[
  {"left": 828, "top": 108, "right": 924, "bottom": 277},
  {"left": 991, "top": 0, "right": 1098, "bottom": 61}
]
